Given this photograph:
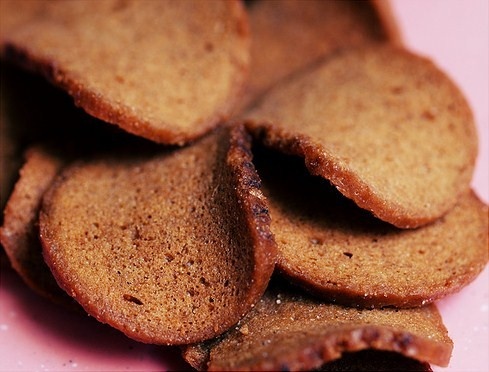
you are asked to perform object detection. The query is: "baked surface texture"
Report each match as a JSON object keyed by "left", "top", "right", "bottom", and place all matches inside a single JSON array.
[
  {"left": 0, "top": 2, "right": 485, "bottom": 370},
  {"left": 254, "top": 147, "right": 488, "bottom": 308},
  {"left": 39, "top": 126, "right": 276, "bottom": 345},
  {"left": 245, "top": 45, "right": 478, "bottom": 228},
  {"left": 0, "top": 146, "right": 74, "bottom": 305},
  {"left": 0, "top": 0, "right": 250, "bottom": 145},
  {"left": 238, "top": 0, "right": 401, "bottom": 112},
  {"left": 182, "top": 280, "right": 452, "bottom": 371}
]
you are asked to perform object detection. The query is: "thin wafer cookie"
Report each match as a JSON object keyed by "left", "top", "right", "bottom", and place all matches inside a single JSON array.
[
  {"left": 0, "top": 0, "right": 250, "bottom": 145},
  {"left": 40, "top": 126, "right": 276, "bottom": 345},
  {"left": 254, "top": 146, "right": 488, "bottom": 308},
  {"left": 245, "top": 46, "right": 478, "bottom": 228},
  {"left": 182, "top": 280, "right": 452, "bottom": 370}
]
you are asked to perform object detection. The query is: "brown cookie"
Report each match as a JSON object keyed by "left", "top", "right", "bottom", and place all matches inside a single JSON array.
[
  {"left": 39, "top": 125, "right": 276, "bottom": 345},
  {"left": 244, "top": 46, "right": 478, "bottom": 228},
  {"left": 182, "top": 280, "right": 452, "bottom": 370},
  {"left": 238, "top": 0, "right": 401, "bottom": 111},
  {"left": 0, "top": 146, "right": 74, "bottom": 305},
  {"left": 253, "top": 147, "right": 488, "bottom": 308},
  {"left": 0, "top": 0, "right": 250, "bottom": 145}
]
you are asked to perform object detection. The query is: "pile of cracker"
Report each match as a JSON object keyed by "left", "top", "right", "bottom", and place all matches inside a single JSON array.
[{"left": 1, "top": 1, "right": 487, "bottom": 370}]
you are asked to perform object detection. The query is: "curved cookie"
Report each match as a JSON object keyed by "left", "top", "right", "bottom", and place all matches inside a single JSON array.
[
  {"left": 254, "top": 147, "right": 488, "bottom": 308},
  {"left": 0, "top": 146, "right": 74, "bottom": 306},
  {"left": 239, "top": 0, "right": 401, "bottom": 111},
  {"left": 182, "top": 281, "right": 452, "bottom": 370},
  {"left": 255, "top": 151, "right": 488, "bottom": 307},
  {"left": 39, "top": 125, "right": 276, "bottom": 345},
  {"left": 244, "top": 46, "right": 478, "bottom": 228},
  {"left": 0, "top": 0, "right": 250, "bottom": 145}
]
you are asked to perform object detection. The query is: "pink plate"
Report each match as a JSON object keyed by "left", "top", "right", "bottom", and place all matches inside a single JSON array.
[{"left": 1, "top": 0, "right": 487, "bottom": 370}]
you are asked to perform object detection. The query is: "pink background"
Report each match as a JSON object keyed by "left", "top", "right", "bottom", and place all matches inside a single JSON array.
[
  {"left": 1, "top": 1, "right": 487, "bottom": 371},
  {"left": 390, "top": 1, "right": 489, "bottom": 372}
]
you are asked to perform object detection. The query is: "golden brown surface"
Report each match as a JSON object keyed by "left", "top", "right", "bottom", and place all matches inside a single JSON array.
[
  {"left": 182, "top": 280, "right": 452, "bottom": 371},
  {"left": 40, "top": 126, "right": 276, "bottom": 345},
  {"left": 245, "top": 46, "right": 478, "bottom": 228},
  {"left": 238, "top": 0, "right": 401, "bottom": 112},
  {"left": 254, "top": 147, "right": 488, "bottom": 308},
  {"left": 0, "top": 146, "right": 73, "bottom": 305},
  {"left": 0, "top": 2, "right": 485, "bottom": 370},
  {"left": 0, "top": 0, "right": 250, "bottom": 145}
]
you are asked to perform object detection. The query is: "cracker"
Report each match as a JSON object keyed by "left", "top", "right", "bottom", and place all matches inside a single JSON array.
[{"left": 244, "top": 46, "right": 478, "bottom": 228}]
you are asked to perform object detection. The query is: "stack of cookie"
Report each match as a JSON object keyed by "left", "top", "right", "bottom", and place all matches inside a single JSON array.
[{"left": 0, "top": 1, "right": 487, "bottom": 371}]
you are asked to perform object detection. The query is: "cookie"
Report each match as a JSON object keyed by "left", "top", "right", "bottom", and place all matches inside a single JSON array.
[
  {"left": 0, "top": 146, "right": 74, "bottom": 305},
  {"left": 244, "top": 46, "right": 478, "bottom": 228},
  {"left": 254, "top": 147, "right": 488, "bottom": 308},
  {"left": 0, "top": 0, "right": 250, "bottom": 145},
  {"left": 39, "top": 125, "right": 276, "bottom": 345},
  {"left": 238, "top": 0, "right": 401, "bottom": 111},
  {"left": 182, "top": 280, "right": 452, "bottom": 370}
]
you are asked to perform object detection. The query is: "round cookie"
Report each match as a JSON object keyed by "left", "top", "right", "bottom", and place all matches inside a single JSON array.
[
  {"left": 182, "top": 281, "right": 452, "bottom": 370},
  {"left": 39, "top": 125, "right": 277, "bottom": 345},
  {"left": 0, "top": 0, "right": 250, "bottom": 145},
  {"left": 253, "top": 147, "right": 488, "bottom": 308},
  {"left": 244, "top": 46, "right": 478, "bottom": 228},
  {"left": 238, "top": 0, "right": 401, "bottom": 111}
]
